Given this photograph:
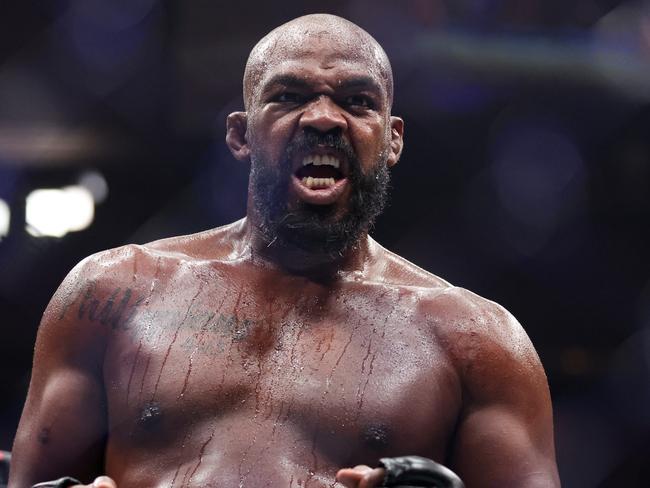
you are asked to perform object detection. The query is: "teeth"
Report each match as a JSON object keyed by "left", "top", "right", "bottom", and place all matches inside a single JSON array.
[
  {"left": 322, "top": 155, "right": 340, "bottom": 169},
  {"left": 301, "top": 155, "right": 340, "bottom": 169},
  {"left": 301, "top": 177, "right": 336, "bottom": 189}
]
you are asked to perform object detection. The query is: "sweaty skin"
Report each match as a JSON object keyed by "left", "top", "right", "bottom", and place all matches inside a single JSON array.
[{"left": 9, "top": 14, "right": 560, "bottom": 488}]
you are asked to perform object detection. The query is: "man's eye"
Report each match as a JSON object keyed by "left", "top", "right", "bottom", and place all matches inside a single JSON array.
[
  {"left": 344, "top": 95, "right": 374, "bottom": 110},
  {"left": 275, "top": 92, "right": 303, "bottom": 104}
]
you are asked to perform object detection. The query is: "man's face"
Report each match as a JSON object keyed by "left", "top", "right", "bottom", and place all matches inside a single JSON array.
[{"left": 245, "top": 35, "right": 398, "bottom": 256}]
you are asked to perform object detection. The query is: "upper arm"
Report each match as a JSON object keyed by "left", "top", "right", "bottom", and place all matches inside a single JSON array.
[
  {"left": 443, "top": 293, "right": 560, "bottom": 487},
  {"left": 9, "top": 259, "right": 111, "bottom": 486},
  {"left": 451, "top": 400, "right": 558, "bottom": 487}
]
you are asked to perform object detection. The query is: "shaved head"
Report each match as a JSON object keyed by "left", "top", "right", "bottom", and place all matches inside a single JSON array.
[
  {"left": 227, "top": 14, "right": 404, "bottom": 257},
  {"left": 243, "top": 14, "right": 394, "bottom": 111}
]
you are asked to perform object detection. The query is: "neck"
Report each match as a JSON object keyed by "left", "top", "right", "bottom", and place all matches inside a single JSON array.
[{"left": 242, "top": 215, "right": 373, "bottom": 279}]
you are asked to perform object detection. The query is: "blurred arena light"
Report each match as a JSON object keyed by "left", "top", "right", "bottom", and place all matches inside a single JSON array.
[
  {"left": 403, "top": 18, "right": 650, "bottom": 102},
  {"left": 0, "top": 125, "right": 113, "bottom": 165},
  {"left": 25, "top": 186, "right": 94, "bottom": 238},
  {"left": 78, "top": 170, "right": 108, "bottom": 204},
  {"left": 0, "top": 199, "right": 9, "bottom": 240},
  {"left": 592, "top": 1, "right": 650, "bottom": 99}
]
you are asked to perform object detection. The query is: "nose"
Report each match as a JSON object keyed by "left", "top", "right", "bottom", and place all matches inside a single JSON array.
[{"left": 299, "top": 95, "right": 348, "bottom": 134}]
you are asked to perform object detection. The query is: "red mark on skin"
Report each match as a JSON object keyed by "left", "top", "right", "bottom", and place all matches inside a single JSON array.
[
  {"left": 152, "top": 283, "right": 204, "bottom": 401},
  {"left": 334, "top": 323, "right": 356, "bottom": 368},
  {"left": 179, "top": 353, "right": 193, "bottom": 401},
  {"left": 360, "top": 337, "right": 372, "bottom": 374},
  {"left": 126, "top": 340, "right": 142, "bottom": 406},
  {"left": 354, "top": 337, "right": 375, "bottom": 416},
  {"left": 319, "top": 327, "right": 335, "bottom": 362},
  {"left": 179, "top": 465, "right": 193, "bottom": 488},
  {"left": 178, "top": 312, "right": 215, "bottom": 400},
  {"left": 169, "top": 464, "right": 181, "bottom": 487},
  {"left": 139, "top": 356, "right": 152, "bottom": 397},
  {"left": 186, "top": 426, "right": 216, "bottom": 484}
]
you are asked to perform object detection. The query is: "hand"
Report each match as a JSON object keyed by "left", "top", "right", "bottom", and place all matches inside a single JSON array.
[
  {"left": 336, "top": 465, "right": 385, "bottom": 488},
  {"left": 71, "top": 476, "right": 117, "bottom": 488}
]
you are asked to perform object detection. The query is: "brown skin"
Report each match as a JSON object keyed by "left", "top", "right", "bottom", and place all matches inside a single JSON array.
[{"left": 9, "top": 14, "right": 559, "bottom": 488}]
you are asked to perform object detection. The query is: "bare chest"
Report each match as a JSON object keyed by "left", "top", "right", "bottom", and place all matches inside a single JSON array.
[{"left": 103, "top": 280, "right": 461, "bottom": 467}]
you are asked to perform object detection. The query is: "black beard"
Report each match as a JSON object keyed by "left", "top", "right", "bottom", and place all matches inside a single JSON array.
[{"left": 250, "top": 130, "right": 390, "bottom": 258}]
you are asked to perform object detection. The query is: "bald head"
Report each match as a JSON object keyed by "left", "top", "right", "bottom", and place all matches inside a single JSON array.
[{"left": 243, "top": 14, "right": 394, "bottom": 111}]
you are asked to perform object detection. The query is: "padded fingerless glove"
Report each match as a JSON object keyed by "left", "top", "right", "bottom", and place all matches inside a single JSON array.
[
  {"left": 32, "top": 477, "right": 82, "bottom": 488},
  {"left": 378, "top": 456, "right": 464, "bottom": 488}
]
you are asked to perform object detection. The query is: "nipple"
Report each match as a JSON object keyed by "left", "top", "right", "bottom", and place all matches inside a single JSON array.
[
  {"left": 139, "top": 402, "right": 162, "bottom": 429},
  {"left": 363, "top": 424, "right": 390, "bottom": 449}
]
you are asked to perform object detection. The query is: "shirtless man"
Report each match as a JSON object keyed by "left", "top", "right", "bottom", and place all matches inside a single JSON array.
[{"left": 9, "top": 14, "right": 560, "bottom": 488}]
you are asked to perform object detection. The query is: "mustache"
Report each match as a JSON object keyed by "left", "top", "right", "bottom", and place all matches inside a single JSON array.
[{"left": 284, "top": 129, "right": 357, "bottom": 167}]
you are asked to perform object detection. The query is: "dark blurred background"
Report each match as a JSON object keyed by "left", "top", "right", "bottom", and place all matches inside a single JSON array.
[{"left": 1, "top": 0, "right": 649, "bottom": 486}]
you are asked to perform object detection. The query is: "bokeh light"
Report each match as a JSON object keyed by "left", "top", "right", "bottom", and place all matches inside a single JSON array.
[
  {"left": 78, "top": 170, "right": 109, "bottom": 204},
  {"left": 0, "top": 199, "right": 9, "bottom": 240},
  {"left": 25, "top": 186, "right": 95, "bottom": 238}
]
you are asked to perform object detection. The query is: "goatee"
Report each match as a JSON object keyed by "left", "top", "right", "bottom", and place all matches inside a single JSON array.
[{"left": 250, "top": 130, "right": 390, "bottom": 257}]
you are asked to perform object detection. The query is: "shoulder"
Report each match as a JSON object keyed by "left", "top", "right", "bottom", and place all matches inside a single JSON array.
[
  {"left": 37, "top": 239, "right": 194, "bottom": 361},
  {"left": 372, "top": 241, "right": 529, "bottom": 351},
  {"left": 423, "top": 286, "right": 528, "bottom": 349},
  {"left": 372, "top": 241, "right": 541, "bottom": 377},
  {"left": 56, "top": 243, "right": 157, "bottom": 299},
  {"left": 40, "top": 244, "right": 150, "bottom": 332},
  {"left": 47, "top": 220, "right": 246, "bottom": 323},
  {"left": 421, "top": 286, "right": 548, "bottom": 404},
  {"left": 57, "top": 219, "right": 246, "bottom": 304}
]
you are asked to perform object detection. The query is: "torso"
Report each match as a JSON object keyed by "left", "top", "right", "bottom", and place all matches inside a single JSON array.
[{"left": 83, "top": 222, "right": 463, "bottom": 487}]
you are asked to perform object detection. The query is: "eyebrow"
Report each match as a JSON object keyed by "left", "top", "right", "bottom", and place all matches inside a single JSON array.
[{"left": 262, "top": 73, "right": 384, "bottom": 95}]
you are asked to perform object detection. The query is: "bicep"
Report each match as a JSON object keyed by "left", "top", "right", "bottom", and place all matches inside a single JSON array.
[
  {"left": 10, "top": 267, "right": 109, "bottom": 486},
  {"left": 450, "top": 404, "right": 559, "bottom": 487},
  {"left": 438, "top": 293, "right": 560, "bottom": 487},
  {"left": 11, "top": 367, "right": 108, "bottom": 485}
]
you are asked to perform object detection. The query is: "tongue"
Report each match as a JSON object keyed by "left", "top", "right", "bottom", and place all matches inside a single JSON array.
[{"left": 297, "top": 165, "right": 341, "bottom": 179}]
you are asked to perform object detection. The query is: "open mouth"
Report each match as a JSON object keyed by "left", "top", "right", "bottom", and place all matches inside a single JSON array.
[
  {"left": 294, "top": 153, "right": 346, "bottom": 189},
  {"left": 290, "top": 152, "right": 350, "bottom": 205}
]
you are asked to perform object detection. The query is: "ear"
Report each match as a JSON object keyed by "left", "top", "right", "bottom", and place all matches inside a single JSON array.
[
  {"left": 386, "top": 116, "right": 404, "bottom": 167},
  {"left": 226, "top": 111, "right": 250, "bottom": 162}
]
